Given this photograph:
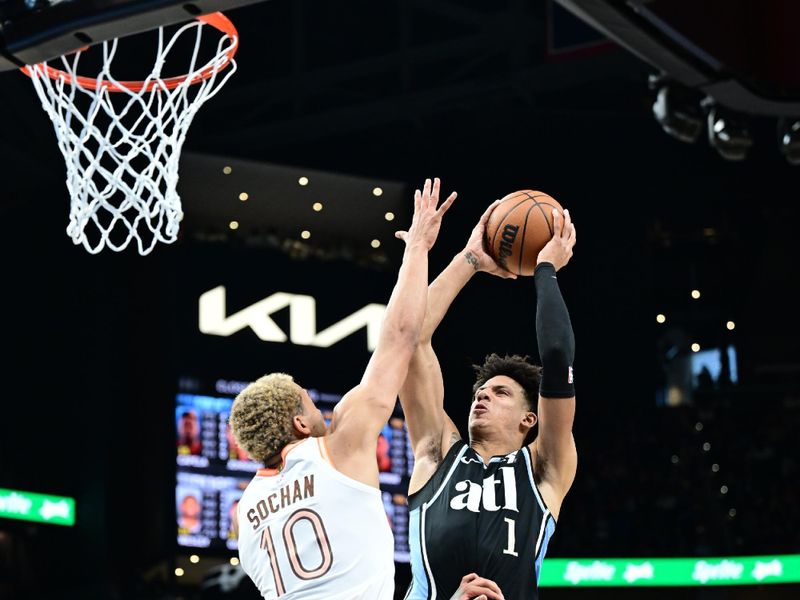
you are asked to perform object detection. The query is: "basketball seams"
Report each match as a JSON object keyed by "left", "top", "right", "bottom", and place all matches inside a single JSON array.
[
  {"left": 525, "top": 192, "right": 557, "bottom": 276},
  {"left": 531, "top": 200, "right": 554, "bottom": 238},
  {"left": 490, "top": 197, "right": 532, "bottom": 255},
  {"left": 487, "top": 191, "right": 562, "bottom": 276},
  {"left": 517, "top": 202, "right": 537, "bottom": 276}
]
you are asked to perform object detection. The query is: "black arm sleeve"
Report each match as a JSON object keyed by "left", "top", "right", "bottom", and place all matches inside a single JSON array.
[{"left": 534, "top": 262, "right": 575, "bottom": 398}]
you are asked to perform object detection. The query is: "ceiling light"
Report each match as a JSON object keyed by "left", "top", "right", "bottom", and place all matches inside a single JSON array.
[
  {"left": 189, "top": 555, "right": 199, "bottom": 563},
  {"left": 301, "top": 230, "right": 311, "bottom": 240},
  {"left": 778, "top": 118, "right": 800, "bottom": 165},
  {"left": 656, "top": 314, "right": 666, "bottom": 324},
  {"left": 649, "top": 75, "right": 704, "bottom": 143},
  {"left": 298, "top": 177, "right": 309, "bottom": 186},
  {"left": 373, "top": 187, "right": 383, "bottom": 197},
  {"left": 726, "top": 321, "right": 735, "bottom": 331},
  {"left": 371, "top": 239, "right": 381, "bottom": 248},
  {"left": 384, "top": 212, "right": 395, "bottom": 221},
  {"left": 313, "top": 202, "right": 323, "bottom": 212},
  {"left": 691, "top": 343, "right": 700, "bottom": 352},
  {"left": 230, "top": 557, "right": 240, "bottom": 566},
  {"left": 705, "top": 101, "right": 753, "bottom": 161},
  {"left": 691, "top": 289, "right": 701, "bottom": 299},
  {"left": 175, "top": 568, "right": 184, "bottom": 577},
  {"left": 229, "top": 221, "right": 239, "bottom": 230},
  {"left": 239, "top": 192, "right": 249, "bottom": 201},
  {"left": 222, "top": 166, "right": 232, "bottom": 175}
]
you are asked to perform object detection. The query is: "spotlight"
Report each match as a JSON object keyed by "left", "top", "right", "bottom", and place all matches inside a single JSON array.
[
  {"left": 704, "top": 100, "right": 753, "bottom": 161},
  {"left": 649, "top": 74, "right": 704, "bottom": 143},
  {"left": 778, "top": 118, "right": 800, "bottom": 165}
]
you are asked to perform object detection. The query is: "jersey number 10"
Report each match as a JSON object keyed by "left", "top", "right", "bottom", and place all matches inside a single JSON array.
[{"left": 260, "top": 508, "right": 333, "bottom": 596}]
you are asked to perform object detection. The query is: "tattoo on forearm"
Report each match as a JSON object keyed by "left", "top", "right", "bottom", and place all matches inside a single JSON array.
[{"left": 465, "top": 251, "right": 479, "bottom": 271}]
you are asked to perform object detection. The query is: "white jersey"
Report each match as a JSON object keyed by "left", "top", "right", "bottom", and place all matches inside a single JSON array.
[{"left": 237, "top": 437, "right": 395, "bottom": 600}]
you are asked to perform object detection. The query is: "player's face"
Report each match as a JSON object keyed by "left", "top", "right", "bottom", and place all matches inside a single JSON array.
[
  {"left": 179, "top": 414, "right": 198, "bottom": 438},
  {"left": 181, "top": 495, "right": 201, "bottom": 517},
  {"left": 468, "top": 375, "right": 532, "bottom": 437}
]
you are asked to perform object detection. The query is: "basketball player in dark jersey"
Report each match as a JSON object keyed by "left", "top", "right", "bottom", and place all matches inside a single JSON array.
[{"left": 400, "top": 201, "right": 577, "bottom": 600}]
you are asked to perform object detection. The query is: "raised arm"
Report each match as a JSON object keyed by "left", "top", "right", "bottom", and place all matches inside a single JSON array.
[
  {"left": 327, "top": 179, "right": 456, "bottom": 481},
  {"left": 529, "top": 209, "right": 578, "bottom": 517},
  {"left": 400, "top": 200, "right": 514, "bottom": 493}
]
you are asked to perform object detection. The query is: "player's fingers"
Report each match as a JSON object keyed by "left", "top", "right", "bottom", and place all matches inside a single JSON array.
[
  {"left": 414, "top": 189, "right": 422, "bottom": 213},
  {"left": 464, "top": 585, "right": 503, "bottom": 600},
  {"left": 476, "top": 199, "right": 502, "bottom": 234},
  {"left": 551, "top": 208, "right": 563, "bottom": 238},
  {"left": 432, "top": 177, "right": 441, "bottom": 202},
  {"left": 422, "top": 178, "right": 432, "bottom": 202},
  {"left": 562, "top": 209, "right": 572, "bottom": 238},
  {"left": 395, "top": 231, "right": 408, "bottom": 241},
  {"left": 468, "top": 590, "right": 502, "bottom": 600},
  {"left": 481, "top": 199, "right": 502, "bottom": 223},
  {"left": 437, "top": 191, "right": 457, "bottom": 215},
  {"left": 470, "top": 577, "right": 503, "bottom": 595},
  {"left": 568, "top": 222, "right": 577, "bottom": 246}
]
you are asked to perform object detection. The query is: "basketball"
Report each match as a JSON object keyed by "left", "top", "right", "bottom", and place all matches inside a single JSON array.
[{"left": 484, "top": 190, "right": 564, "bottom": 276}]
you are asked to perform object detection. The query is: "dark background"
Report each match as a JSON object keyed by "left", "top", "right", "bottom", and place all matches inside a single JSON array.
[{"left": 0, "top": 1, "right": 798, "bottom": 598}]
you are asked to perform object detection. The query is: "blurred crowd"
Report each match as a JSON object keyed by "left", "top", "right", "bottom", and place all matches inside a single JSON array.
[{"left": 550, "top": 389, "right": 800, "bottom": 558}]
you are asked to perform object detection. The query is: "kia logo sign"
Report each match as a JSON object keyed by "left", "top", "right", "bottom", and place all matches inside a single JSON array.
[{"left": 199, "top": 286, "right": 386, "bottom": 351}]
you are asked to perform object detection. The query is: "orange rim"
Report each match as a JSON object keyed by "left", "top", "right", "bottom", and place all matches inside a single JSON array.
[{"left": 20, "top": 12, "right": 238, "bottom": 92}]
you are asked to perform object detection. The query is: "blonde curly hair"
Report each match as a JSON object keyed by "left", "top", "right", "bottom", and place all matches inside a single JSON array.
[{"left": 229, "top": 373, "right": 302, "bottom": 464}]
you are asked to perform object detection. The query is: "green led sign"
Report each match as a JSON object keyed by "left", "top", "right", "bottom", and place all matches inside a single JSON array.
[
  {"left": 540, "top": 555, "right": 800, "bottom": 586},
  {"left": 0, "top": 488, "right": 75, "bottom": 526}
]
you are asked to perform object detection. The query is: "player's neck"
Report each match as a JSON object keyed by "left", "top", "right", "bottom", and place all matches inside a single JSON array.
[
  {"left": 469, "top": 436, "right": 519, "bottom": 462},
  {"left": 264, "top": 439, "right": 305, "bottom": 469}
]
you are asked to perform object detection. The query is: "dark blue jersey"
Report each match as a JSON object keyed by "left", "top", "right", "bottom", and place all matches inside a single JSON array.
[{"left": 405, "top": 440, "right": 556, "bottom": 600}]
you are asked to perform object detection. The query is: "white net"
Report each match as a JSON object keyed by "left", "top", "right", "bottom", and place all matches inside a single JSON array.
[{"left": 25, "top": 16, "right": 238, "bottom": 254}]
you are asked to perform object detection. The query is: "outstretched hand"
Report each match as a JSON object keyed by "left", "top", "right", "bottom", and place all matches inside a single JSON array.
[
  {"left": 395, "top": 177, "right": 457, "bottom": 251},
  {"left": 449, "top": 573, "right": 505, "bottom": 600},
  {"left": 462, "top": 199, "right": 517, "bottom": 279},
  {"left": 536, "top": 208, "right": 576, "bottom": 271}
]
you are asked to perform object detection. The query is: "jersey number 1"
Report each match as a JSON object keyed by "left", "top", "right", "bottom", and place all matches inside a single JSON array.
[
  {"left": 260, "top": 508, "right": 333, "bottom": 596},
  {"left": 503, "top": 517, "right": 519, "bottom": 557}
]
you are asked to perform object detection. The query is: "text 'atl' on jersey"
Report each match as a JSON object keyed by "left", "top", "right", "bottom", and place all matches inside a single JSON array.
[{"left": 405, "top": 440, "right": 556, "bottom": 600}]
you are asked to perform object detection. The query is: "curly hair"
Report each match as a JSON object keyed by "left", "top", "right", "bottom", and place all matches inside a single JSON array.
[
  {"left": 229, "top": 373, "right": 302, "bottom": 464},
  {"left": 472, "top": 354, "right": 542, "bottom": 445}
]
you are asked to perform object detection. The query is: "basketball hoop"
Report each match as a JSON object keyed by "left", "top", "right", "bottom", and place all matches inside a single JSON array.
[{"left": 21, "top": 13, "right": 239, "bottom": 254}]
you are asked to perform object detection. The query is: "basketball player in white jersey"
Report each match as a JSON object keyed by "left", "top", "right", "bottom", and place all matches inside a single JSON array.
[{"left": 230, "top": 178, "right": 479, "bottom": 600}]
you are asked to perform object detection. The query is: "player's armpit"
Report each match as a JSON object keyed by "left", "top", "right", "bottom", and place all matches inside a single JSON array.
[
  {"left": 406, "top": 409, "right": 461, "bottom": 496},
  {"left": 400, "top": 342, "right": 447, "bottom": 454},
  {"left": 441, "top": 413, "right": 462, "bottom": 453}
]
